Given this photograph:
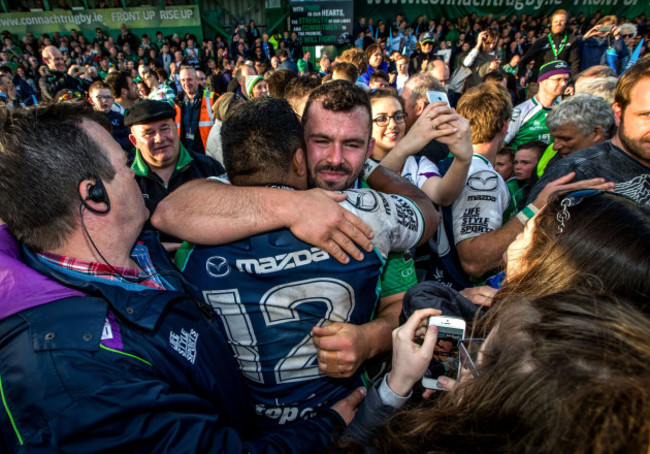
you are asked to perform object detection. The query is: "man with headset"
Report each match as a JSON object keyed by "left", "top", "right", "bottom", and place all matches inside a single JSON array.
[{"left": 0, "top": 102, "right": 373, "bottom": 452}]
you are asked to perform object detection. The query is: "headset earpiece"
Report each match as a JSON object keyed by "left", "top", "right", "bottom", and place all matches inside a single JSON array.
[{"left": 80, "top": 176, "right": 111, "bottom": 214}]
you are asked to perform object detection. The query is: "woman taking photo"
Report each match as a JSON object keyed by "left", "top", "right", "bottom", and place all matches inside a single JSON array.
[{"left": 370, "top": 89, "right": 472, "bottom": 207}]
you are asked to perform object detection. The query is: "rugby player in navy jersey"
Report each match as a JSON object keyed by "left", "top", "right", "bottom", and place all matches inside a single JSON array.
[{"left": 171, "top": 96, "right": 439, "bottom": 431}]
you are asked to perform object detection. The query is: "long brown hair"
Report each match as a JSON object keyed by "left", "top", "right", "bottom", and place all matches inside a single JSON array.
[
  {"left": 334, "top": 292, "right": 650, "bottom": 453},
  {"left": 498, "top": 192, "right": 650, "bottom": 309}
]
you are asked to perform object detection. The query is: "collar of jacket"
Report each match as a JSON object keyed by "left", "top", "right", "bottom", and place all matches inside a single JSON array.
[
  {"left": 21, "top": 231, "right": 202, "bottom": 331},
  {"left": 131, "top": 142, "right": 193, "bottom": 177}
]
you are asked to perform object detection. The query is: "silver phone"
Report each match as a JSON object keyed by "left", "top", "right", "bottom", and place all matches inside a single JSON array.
[{"left": 421, "top": 316, "right": 466, "bottom": 390}]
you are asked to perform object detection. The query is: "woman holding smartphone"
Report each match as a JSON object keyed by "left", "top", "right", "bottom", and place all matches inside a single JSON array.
[
  {"left": 339, "top": 291, "right": 650, "bottom": 454},
  {"left": 368, "top": 89, "right": 473, "bottom": 207}
]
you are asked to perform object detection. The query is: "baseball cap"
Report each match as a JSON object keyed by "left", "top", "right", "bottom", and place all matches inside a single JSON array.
[{"left": 419, "top": 32, "right": 434, "bottom": 44}]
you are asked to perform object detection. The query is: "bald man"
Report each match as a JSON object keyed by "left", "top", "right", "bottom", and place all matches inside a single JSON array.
[
  {"left": 39, "top": 45, "right": 84, "bottom": 101},
  {"left": 427, "top": 59, "right": 450, "bottom": 88}
]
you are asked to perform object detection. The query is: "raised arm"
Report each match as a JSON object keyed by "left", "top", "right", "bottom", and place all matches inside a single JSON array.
[{"left": 380, "top": 102, "right": 472, "bottom": 207}]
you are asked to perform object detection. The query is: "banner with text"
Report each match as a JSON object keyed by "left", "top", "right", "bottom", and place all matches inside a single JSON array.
[
  {"left": 290, "top": 0, "right": 354, "bottom": 45},
  {"left": 354, "top": 0, "right": 646, "bottom": 23},
  {"left": 0, "top": 6, "right": 200, "bottom": 38}
]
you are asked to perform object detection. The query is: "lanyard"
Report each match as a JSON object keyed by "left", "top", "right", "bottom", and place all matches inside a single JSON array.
[{"left": 548, "top": 34, "right": 567, "bottom": 58}]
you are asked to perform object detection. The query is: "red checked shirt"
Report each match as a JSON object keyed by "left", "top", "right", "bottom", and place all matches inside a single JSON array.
[{"left": 38, "top": 241, "right": 167, "bottom": 290}]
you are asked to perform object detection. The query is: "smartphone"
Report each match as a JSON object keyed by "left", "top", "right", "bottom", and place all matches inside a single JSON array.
[
  {"left": 426, "top": 90, "right": 450, "bottom": 107},
  {"left": 599, "top": 25, "right": 613, "bottom": 32},
  {"left": 421, "top": 316, "right": 466, "bottom": 390},
  {"left": 78, "top": 66, "right": 88, "bottom": 73}
]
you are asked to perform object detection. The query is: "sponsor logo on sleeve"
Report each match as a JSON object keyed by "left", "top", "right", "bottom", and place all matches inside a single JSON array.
[
  {"left": 345, "top": 189, "right": 380, "bottom": 212},
  {"left": 460, "top": 207, "right": 491, "bottom": 235},
  {"left": 390, "top": 195, "right": 419, "bottom": 231}
]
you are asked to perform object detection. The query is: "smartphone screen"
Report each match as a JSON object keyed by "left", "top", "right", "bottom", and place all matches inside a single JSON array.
[{"left": 422, "top": 324, "right": 464, "bottom": 386}]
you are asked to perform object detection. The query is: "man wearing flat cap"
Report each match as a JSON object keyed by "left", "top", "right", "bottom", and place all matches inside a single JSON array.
[{"left": 126, "top": 99, "right": 225, "bottom": 240}]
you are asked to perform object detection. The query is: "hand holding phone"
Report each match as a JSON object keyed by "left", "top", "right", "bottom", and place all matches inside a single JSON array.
[
  {"left": 426, "top": 90, "right": 450, "bottom": 107},
  {"left": 386, "top": 308, "right": 441, "bottom": 397},
  {"left": 421, "top": 316, "right": 466, "bottom": 390}
]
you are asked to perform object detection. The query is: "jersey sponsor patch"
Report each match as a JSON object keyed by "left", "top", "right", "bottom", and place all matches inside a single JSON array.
[
  {"left": 467, "top": 195, "right": 497, "bottom": 202},
  {"left": 236, "top": 247, "right": 330, "bottom": 275},
  {"left": 390, "top": 194, "right": 419, "bottom": 231},
  {"left": 460, "top": 207, "right": 491, "bottom": 235},
  {"left": 205, "top": 256, "right": 231, "bottom": 278},
  {"left": 169, "top": 328, "right": 199, "bottom": 364},
  {"left": 467, "top": 170, "right": 499, "bottom": 192},
  {"left": 345, "top": 189, "right": 380, "bottom": 212}
]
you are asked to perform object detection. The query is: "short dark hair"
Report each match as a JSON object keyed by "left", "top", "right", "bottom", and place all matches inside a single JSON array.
[
  {"left": 155, "top": 67, "right": 168, "bottom": 81},
  {"left": 497, "top": 145, "right": 515, "bottom": 161},
  {"left": 302, "top": 79, "right": 371, "bottom": 140},
  {"left": 369, "top": 70, "right": 390, "bottom": 84},
  {"left": 483, "top": 68, "right": 508, "bottom": 84},
  {"left": 284, "top": 77, "right": 321, "bottom": 110},
  {"left": 104, "top": 70, "right": 131, "bottom": 99},
  {"left": 331, "top": 61, "right": 358, "bottom": 82},
  {"left": 222, "top": 97, "right": 304, "bottom": 186},
  {"left": 0, "top": 103, "right": 114, "bottom": 250},
  {"left": 266, "top": 69, "right": 298, "bottom": 98},
  {"left": 89, "top": 80, "right": 110, "bottom": 94},
  {"left": 516, "top": 140, "right": 547, "bottom": 159}
]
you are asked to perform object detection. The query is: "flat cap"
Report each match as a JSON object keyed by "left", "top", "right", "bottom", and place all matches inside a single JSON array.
[{"left": 124, "top": 99, "right": 176, "bottom": 127}]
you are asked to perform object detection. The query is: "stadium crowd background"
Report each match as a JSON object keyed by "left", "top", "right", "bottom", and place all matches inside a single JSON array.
[{"left": 0, "top": 9, "right": 647, "bottom": 107}]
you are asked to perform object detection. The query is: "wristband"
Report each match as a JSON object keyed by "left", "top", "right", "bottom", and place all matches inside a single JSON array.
[
  {"left": 516, "top": 203, "right": 540, "bottom": 225},
  {"left": 361, "top": 159, "right": 380, "bottom": 181}
]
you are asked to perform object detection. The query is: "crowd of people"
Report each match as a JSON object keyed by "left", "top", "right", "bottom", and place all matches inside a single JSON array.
[{"left": 0, "top": 7, "right": 649, "bottom": 453}]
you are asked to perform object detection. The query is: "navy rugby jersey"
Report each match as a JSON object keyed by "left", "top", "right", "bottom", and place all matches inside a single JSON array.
[{"left": 175, "top": 188, "right": 424, "bottom": 431}]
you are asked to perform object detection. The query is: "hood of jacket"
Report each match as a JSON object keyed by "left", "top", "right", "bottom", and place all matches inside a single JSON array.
[{"left": 0, "top": 224, "right": 84, "bottom": 320}]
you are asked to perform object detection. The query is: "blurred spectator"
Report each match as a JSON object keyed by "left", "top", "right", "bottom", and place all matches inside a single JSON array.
[
  {"left": 517, "top": 10, "right": 580, "bottom": 99},
  {"left": 409, "top": 32, "right": 436, "bottom": 75}
]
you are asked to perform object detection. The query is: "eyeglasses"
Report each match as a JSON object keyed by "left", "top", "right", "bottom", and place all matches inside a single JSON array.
[
  {"left": 373, "top": 111, "right": 407, "bottom": 126},
  {"left": 621, "top": 34, "right": 634, "bottom": 38},
  {"left": 93, "top": 95, "right": 113, "bottom": 101},
  {"left": 546, "top": 76, "right": 569, "bottom": 84},
  {"left": 459, "top": 338, "right": 484, "bottom": 378}
]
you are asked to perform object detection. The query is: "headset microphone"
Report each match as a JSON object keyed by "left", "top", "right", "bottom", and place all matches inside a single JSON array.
[{"left": 81, "top": 176, "right": 110, "bottom": 214}]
